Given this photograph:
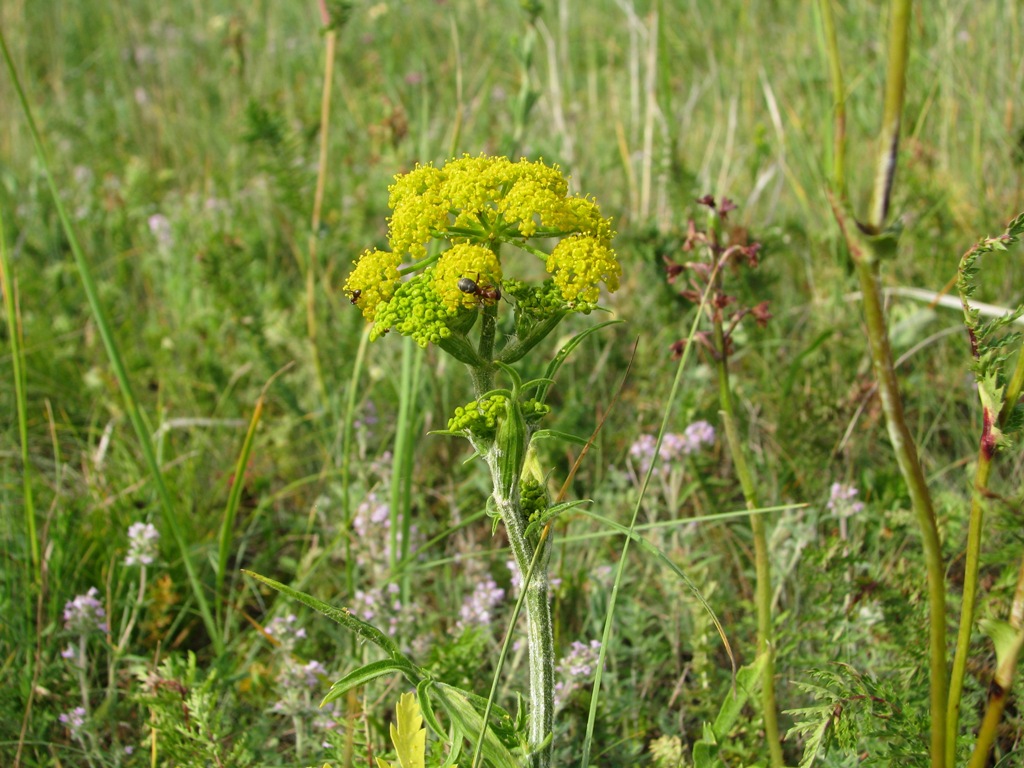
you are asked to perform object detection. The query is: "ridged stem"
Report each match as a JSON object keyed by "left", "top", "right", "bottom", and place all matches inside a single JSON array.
[{"left": 485, "top": 426, "right": 553, "bottom": 768}]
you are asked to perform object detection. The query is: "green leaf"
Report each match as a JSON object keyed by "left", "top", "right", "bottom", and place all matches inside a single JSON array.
[
  {"left": 529, "top": 429, "right": 588, "bottom": 446},
  {"left": 691, "top": 652, "right": 768, "bottom": 768},
  {"left": 243, "top": 571, "right": 420, "bottom": 674},
  {"left": 428, "top": 683, "right": 522, "bottom": 768},
  {"left": 391, "top": 691, "right": 427, "bottom": 768},
  {"left": 323, "top": 659, "right": 421, "bottom": 707},
  {"left": 524, "top": 499, "right": 592, "bottom": 538}
]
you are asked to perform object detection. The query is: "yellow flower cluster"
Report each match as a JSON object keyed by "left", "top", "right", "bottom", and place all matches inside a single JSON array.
[
  {"left": 344, "top": 249, "right": 402, "bottom": 322},
  {"left": 431, "top": 244, "right": 502, "bottom": 312},
  {"left": 546, "top": 234, "right": 621, "bottom": 307},
  {"left": 344, "top": 155, "right": 620, "bottom": 348}
]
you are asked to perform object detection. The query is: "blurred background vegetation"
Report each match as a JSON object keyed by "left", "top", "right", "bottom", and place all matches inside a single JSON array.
[{"left": 2, "top": 1, "right": 1023, "bottom": 765}]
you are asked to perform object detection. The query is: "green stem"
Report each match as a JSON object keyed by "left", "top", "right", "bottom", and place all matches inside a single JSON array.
[
  {"left": 713, "top": 320, "right": 783, "bottom": 768},
  {"left": 855, "top": 260, "right": 948, "bottom": 768},
  {"left": 818, "top": 0, "right": 847, "bottom": 197},
  {"left": 967, "top": 559, "right": 1024, "bottom": 768},
  {"left": 821, "top": 1, "right": 947, "bottom": 763},
  {"left": 946, "top": 446, "right": 993, "bottom": 761},
  {"left": 485, "top": 422, "right": 553, "bottom": 768}
]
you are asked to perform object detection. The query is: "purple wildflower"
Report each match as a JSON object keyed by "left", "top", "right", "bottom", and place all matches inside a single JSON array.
[
  {"left": 628, "top": 420, "right": 716, "bottom": 476},
  {"left": 457, "top": 578, "right": 505, "bottom": 630},
  {"left": 63, "top": 587, "right": 107, "bottom": 633},
  {"left": 554, "top": 640, "right": 602, "bottom": 711},
  {"left": 827, "top": 482, "right": 864, "bottom": 517},
  {"left": 59, "top": 706, "right": 87, "bottom": 738}
]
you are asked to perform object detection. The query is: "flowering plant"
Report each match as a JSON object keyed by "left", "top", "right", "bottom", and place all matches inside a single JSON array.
[
  {"left": 251, "top": 156, "right": 620, "bottom": 768},
  {"left": 344, "top": 155, "right": 619, "bottom": 391}
]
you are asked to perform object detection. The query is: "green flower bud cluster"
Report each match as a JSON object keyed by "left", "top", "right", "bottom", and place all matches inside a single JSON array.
[
  {"left": 343, "top": 155, "right": 620, "bottom": 350},
  {"left": 447, "top": 395, "right": 550, "bottom": 440},
  {"left": 520, "top": 476, "right": 549, "bottom": 524}
]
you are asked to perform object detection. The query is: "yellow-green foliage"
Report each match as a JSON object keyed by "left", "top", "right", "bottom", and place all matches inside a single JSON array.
[{"left": 376, "top": 692, "right": 450, "bottom": 768}]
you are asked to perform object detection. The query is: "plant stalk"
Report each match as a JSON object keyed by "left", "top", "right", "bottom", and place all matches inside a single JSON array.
[
  {"left": 946, "top": 445, "right": 994, "bottom": 760},
  {"left": 713, "top": 318, "right": 783, "bottom": 768},
  {"left": 855, "top": 258, "right": 948, "bottom": 768},
  {"left": 967, "top": 559, "right": 1024, "bottom": 768},
  {"left": 820, "top": 0, "right": 947, "bottom": 763},
  {"left": 485, "top": 423, "right": 553, "bottom": 768}
]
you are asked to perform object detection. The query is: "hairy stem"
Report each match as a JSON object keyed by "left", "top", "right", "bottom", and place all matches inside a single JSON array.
[{"left": 485, "top": 432, "right": 553, "bottom": 768}]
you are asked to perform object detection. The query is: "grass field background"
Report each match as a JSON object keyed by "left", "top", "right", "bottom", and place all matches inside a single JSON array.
[{"left": 2, "top": 1, "right": 1024, "bottom": 765}]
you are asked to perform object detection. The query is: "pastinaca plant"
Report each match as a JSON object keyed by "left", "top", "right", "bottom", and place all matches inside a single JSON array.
[
  {"left": 255, "top": 155, "right": 621, "bottom": 768},
  {"left": 820, "top": 0, "right": 1024, "bottom": 764}
]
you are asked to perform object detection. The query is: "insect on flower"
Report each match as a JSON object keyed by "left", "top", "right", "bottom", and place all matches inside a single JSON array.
[
  {"left": 347, "top": 289, "right": 362, "bottom": 305},
  {"left": 457, "top": 274, "right": 501, "bottom": 303}
]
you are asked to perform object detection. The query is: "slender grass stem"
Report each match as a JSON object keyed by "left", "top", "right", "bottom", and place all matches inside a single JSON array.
[
  {"left": 0, "top": 210, "right": 38, "bottom": 582},
  {"left": 0, "top": 29, "right": 222, "bottom": 654},
  {"left": 819, "top": 1, "right": 947, "bottom": 764}
]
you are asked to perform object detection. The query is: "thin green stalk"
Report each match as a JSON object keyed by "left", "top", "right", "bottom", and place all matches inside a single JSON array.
[
  {"left": 946, "top": 450, "right": 993, "bottom": 758},
  {"left": 304, "top": 2, "right": 339, "bottom": 407},
  {"left": 0, "top": 208, "right": 38, "bottom": 581},
  {"left": 856, "top": 256, "right": 947, "bottom": 768},
  {"left": 866, "top": 0, "right": 911, "bottom": 233},
  {"left": 714, "top": 323, "right": 783, "bottom": 768},
  {"left": 817, "top": 0, "right": 846, "bottom": 196},
  {"left": 581, "top": 283, "right": 710, "bottom": 768},
  {"left": 391, "top": 337, "right": 422, "bottom": 606},
  {"left": 819, "top": 2, "right": 947, "bottom": 764},
  {"left": 967, "top": 559, "right": 1024, "bottom": 768},
  {"left": 0, "top": 29, "right": 222, "bottom": 653},
  {"left": 341, "top": 326, "right": 372, "bottom": 597}
]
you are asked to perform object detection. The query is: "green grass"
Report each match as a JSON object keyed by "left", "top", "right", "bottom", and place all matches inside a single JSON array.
[{"left": 2, "top": 0, "right": 1024, "bottom": 766}]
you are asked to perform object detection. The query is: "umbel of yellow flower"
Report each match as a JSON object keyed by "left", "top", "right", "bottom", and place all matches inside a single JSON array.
[{"left": 343, "top": 155, "right": 620, "bottom": 351}]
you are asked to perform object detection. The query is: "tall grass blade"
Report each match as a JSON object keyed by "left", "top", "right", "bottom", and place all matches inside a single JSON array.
[{"left": 0, "top": 29, "right": 222, "bottom": 653}]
